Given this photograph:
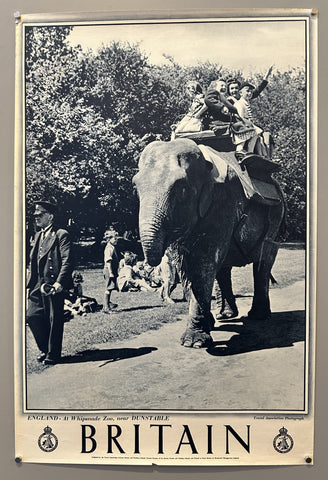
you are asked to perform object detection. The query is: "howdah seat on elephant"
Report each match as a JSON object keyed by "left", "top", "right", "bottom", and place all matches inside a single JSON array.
[
  {"left": 174, "top": 126, "right": 233, "bottom": 151},
  {"left": 133, "top": 138, "right": 285, "bottom": 348},
  {"left": 175, "top": 128, "right": 281, "bottom": 206}
]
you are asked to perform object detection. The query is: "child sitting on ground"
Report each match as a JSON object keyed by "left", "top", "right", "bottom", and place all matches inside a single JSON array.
[
  {"left": 117, "top": 253, "right": 157, "bottom": 293},
  {"left": 64, "top": 271, "right": 98, "bottom": 316},
  {"left": 118, "top": 251, "right": 133, "bottom": 272},
  {"left": 133, "top": 260, "right": 147, "bottom": 280},
  {"left": 72, "top": 270, "right": 84, "bottom": 298}
]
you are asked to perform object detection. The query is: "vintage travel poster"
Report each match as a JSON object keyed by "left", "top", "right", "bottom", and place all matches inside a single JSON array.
[{"left": 14, "top": 9, "right": 317, "bottom": 465}]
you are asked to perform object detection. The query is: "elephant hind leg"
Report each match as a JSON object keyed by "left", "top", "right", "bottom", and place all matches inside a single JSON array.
[
  {"left": 215, "top": 266, "right": 238, "bottom": 320},
  {"left": 248, "top": 259, "right": 276, "bottom": 321}
]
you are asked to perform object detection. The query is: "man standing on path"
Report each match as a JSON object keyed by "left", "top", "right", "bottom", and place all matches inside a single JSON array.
[{"left": 26, "top": 200, "right": 73, "bottom": 365}]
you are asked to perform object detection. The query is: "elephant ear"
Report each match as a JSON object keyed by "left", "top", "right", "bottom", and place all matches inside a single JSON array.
[
  {"left": 198, "top": 180, "right": 214, "bottom": 218},
  {"left": 196, "top": 151, "right": 215, "bottom": 218}
]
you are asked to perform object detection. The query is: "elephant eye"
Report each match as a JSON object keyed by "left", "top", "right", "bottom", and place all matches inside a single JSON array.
[{"left": 174, "top": 178, "right": 189, "bottom": 201}]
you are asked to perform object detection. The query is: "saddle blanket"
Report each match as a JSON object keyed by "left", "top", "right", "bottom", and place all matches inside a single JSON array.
[
  {"left": 198, "top": 144, "right": 227, "bottom": 183},
  {"left": 198, "top": 144, "right": 281, "bottom": 206}
]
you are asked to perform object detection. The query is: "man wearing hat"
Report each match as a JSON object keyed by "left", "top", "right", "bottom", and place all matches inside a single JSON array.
[
  {"left": 26, "top": 200, "right": 73, "bottom": 365},
  {"left": 226, "top": 65, "right": 274, "bottom": 105},
  {"left": 234, "top": 81, "right": 263, "bottom": 125},
  {"left": 233, "top": 74, "right": 274, "bottom": 160}
]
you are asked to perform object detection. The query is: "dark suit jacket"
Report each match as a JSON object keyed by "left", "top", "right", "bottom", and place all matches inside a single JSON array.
[
  {"left": 204, "top": 88, "right": 238, "bottom": 123},
  {"left": 27, "top": 227, "right": 73, "bottom": 291}
]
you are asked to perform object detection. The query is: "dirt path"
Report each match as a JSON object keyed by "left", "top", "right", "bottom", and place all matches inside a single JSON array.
[{"left": 27, "top": 280, "right": 305, "bottom": 411}]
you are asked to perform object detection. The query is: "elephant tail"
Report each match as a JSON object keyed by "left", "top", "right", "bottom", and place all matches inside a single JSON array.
[
  {"left": 271, "top": 177, "right": 288, "bottom": 241},
  {"left": 270, "top": 273, "right": 278, "bottom": 285}
]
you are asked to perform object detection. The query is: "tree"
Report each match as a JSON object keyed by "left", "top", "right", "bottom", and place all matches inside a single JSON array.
[
  {"left": 25, "top": 26, "right": 307, "bottom": 243},
  {"left": 250, "top": 68, "right": 306, "bottom": 240},
  {"left": 25, "top": 30, "right": 141, "bottom": 235}
]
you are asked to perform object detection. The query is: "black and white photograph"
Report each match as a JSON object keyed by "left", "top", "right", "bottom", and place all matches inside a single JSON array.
[{"left": 14, "top": 9, "right": 317, "bottom": 465}]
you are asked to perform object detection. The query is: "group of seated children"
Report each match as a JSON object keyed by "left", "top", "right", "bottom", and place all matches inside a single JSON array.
[
  {"left": 173, "top": 66, "right": 274, "bottom": 161},
  {"left": 117, "top": 251, "right": 158, "bottom": 293}
]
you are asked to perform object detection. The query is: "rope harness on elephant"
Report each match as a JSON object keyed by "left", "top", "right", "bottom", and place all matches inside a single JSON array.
[{"left": 230, "top": 195, "right": 274, "bottom": 268}]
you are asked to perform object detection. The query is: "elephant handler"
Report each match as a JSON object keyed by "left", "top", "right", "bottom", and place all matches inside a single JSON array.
[{"left": 26, "top": 200, "right": 73, "bottom": 365}]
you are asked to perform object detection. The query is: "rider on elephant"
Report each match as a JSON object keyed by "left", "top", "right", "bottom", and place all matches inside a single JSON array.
[
  {"left": 204, "top": 68, "right": 274, "bottom": 160},
  {"left": 226, "top": 65, "right": 273, "bottom": 105},
  {"left": 233, "top": 77, "right": 274, "bottom": 160},
  {"left": 204, "top": 78, "right": 240, "bottom": 126},
  {"left": 172, "top": 81, "right": 208, "bottom": 137}
]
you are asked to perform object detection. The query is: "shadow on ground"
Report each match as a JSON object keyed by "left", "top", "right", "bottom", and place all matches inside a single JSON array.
[
  {"left": 61, "top": 346, "right": 158, "bottom": 367},
  {"left": 117, "top": 305, "right": 164, "bottom": 313},
  {"left": 207, "top": 310, "right": 305, "bottom": 356}
]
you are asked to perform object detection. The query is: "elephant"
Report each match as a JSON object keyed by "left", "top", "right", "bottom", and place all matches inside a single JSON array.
[{"left": 133, "top": 138, "right": 285, "bottom": 348}]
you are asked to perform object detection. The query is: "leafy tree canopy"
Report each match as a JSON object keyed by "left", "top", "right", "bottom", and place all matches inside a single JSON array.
[{"left": 25, "top": 26, "right": 307, "bottom": 242}]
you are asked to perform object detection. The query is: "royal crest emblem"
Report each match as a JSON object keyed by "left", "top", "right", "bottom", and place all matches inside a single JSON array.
[
  {"left": 38, "top": 426, "right": 58, "bottom": 452},
  {"left": 273, "top": 426, "right": 294, "bottom": 454}
]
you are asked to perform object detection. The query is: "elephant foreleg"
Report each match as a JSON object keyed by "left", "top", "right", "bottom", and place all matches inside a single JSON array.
[{"left": 180, "top": 247, "right": 217, "bottom": 348}]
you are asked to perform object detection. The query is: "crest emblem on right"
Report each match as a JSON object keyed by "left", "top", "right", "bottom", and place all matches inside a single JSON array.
[{"left": 273, "top": 426, "right": 294, "bottom": 454}]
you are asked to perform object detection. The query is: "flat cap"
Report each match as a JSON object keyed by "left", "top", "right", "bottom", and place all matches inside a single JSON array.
[
  {"left": 239, "top": 81, "right": 255, "bottom": 90},
  {"left": 33, "top": 200, "right": 57, "bottom": 214}
]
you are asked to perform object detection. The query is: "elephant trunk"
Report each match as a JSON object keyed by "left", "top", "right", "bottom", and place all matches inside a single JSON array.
[
  {"left": 140, "top": 226, "right": 165, "bottom": 267},
  {"left": 138, "top": 196, "right": 169, "bottom": 266}
]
